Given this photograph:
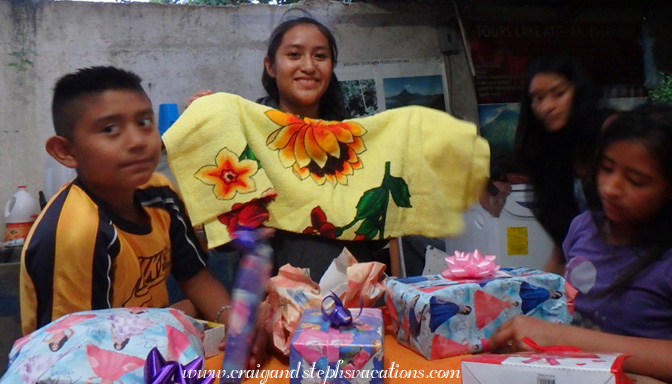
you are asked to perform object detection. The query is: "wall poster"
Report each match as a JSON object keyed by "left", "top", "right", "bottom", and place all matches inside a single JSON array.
[
  {"left": 463, "top": 22, "right": 645, "bottom": 169},
  {"left": 336, "top": 57, "right": 448, "bottom": 117}
]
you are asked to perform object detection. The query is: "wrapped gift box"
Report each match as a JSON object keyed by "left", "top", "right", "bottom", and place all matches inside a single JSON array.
[
  {"left": 196, "top": 319, "right": 225, "bottom": 358},
  {"left": 385, "top": 268, "right": 571, "bottom": 360},
  {"left": 1, "top": 308, "right": 205, "bottom": 384},
  {"left": 289, "top": 307, "right": 384, "bottom": 384},
  {"left": 461, "top": 351, "right": 632, "bottom": 384}
]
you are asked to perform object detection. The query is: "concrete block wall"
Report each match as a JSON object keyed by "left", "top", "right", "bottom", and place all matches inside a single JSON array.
[
  {"left": 2, "top": 0, "right": 669, "bottom": 230},
  {"left": 0, "top": 0, "right": 462, "bottom": 230}
]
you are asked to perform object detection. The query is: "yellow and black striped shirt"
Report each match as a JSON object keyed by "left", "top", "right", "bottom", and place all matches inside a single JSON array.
[{"left": 20, "top": 173, "right": 207, "bottom": 334}]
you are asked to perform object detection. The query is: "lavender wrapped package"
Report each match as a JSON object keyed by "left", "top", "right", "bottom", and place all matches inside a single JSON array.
[
  {"left": 289, "top": 304, "right": 384, "bottom": 384},
  {"left": 385, "top": 250, "right": 571, "bottom": 360},
  {"left": 220, "top": 228, "right": 273, "bottom": 383}
]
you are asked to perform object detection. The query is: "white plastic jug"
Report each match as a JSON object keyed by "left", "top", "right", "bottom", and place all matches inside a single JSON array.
[{"left": 4, "top": 186, "right": 40, "bottom": 247}]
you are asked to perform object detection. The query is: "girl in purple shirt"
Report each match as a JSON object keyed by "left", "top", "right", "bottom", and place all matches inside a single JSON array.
[{"left": 490, "top": 103, "right": 672, "bottom": 382}]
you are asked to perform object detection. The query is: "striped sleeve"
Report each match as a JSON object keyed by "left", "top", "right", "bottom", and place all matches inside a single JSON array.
[{"left": 20, "top": 183, "right": 119, "bottom": 333}]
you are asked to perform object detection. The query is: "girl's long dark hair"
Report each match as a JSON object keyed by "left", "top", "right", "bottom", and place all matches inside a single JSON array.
[
  {"left": 595, "top": 102, "right": 672, "bottom": 294},
  {"left": 261, "top": 14, "right": 348, "bottom": 121},
  {"left": 514, "top": 53, "right": 603, "bottom": 246}
]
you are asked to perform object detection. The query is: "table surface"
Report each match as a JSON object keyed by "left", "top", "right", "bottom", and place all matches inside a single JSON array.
[
  {"left": 204, "top": 333, "right": 665, "bottom": 384},
  {"left": 205, "top": 333, "right": 467, "bottom": 384}
]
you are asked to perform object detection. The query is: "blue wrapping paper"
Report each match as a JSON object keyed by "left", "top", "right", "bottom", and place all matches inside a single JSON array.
[
  {"left": 385, "top": 267, "right": 571, "bottom": 360},
  {"left": 1, "top": 308, "right": 205, "bottom": 384}
]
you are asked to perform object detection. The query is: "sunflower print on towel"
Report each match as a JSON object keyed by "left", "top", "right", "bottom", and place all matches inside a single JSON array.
[
  {"left": 192, "top": 110, "right": 410, "bottom": 241},
  {"left": 265, "top": 110, "right": 366, "bottom": 186}
]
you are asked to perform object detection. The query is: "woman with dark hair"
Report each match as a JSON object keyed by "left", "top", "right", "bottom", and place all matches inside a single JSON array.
[
  {"left": 187, "top": 13, "right": 390, "bottom": 282},
  {"left": 257, "top": 14, "right": 391, "bottom": 281},
  {"left": 257, "top": 15, "right": 348, "bottom": 121},
  {"left": 514, "top": 53, "right": 615, "bottom": 274}
]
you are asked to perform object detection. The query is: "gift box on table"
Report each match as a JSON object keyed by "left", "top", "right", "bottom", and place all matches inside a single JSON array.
[
  {"left": 289, "top": 307, "right": 384, "bottom": 384},
  {"left": 1, "top": 308, "right": 206, "bottom": 384},
  {"left": 385, "top": 267, "right": 571, "bottom": 360},
  {"left": 461, "top": 350, "right": 632, "bottom": 384},
  {"left": 196, "top": 319, "right": 226, "bottom": 358}
]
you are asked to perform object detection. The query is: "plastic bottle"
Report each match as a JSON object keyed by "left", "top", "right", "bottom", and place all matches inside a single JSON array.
[{"left": 4, "top": 186, "right": 40, "bottom": 247}]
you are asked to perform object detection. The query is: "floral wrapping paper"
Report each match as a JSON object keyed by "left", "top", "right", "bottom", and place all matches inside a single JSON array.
[
  {"left": 385, "top": 268, "right": 572, "bottom": 360},
  {"left": 0, "top": 308, "right": 205, "bottom": 384},
  {"left": 163, "top": 92, "right": 490, "bottom": 249},
  {"left": 289, "top": 308, "right": 384, "bottom": 384}
]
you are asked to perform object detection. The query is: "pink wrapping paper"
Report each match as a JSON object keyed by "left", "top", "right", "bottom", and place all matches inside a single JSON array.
[{"left": 260, "top": 258, "right": 386, "bottom": 356}]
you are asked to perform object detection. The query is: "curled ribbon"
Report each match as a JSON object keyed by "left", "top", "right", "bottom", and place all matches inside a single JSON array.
[
  {"left": 144, "top": 347, "right": 215, "bottom": 384},
  {"left": 522, "top": 337, "right": 583, "bottom": 353},
  {"left": 441, "top": 249, "right": 500, "bottom": 280},
  {"left": 321, "top": 291, "right": 363, "bottom": 327}
]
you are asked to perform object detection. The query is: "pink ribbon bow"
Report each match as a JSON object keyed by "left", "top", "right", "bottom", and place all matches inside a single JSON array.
[{"left": 441, "top": 249, "right": 499, "bottom": 280}]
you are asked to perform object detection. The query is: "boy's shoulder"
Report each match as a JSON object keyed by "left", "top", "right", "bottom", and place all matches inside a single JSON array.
[
  {"left": 140, "top": 172, "right": 173, "bottom": 189},
  {"left": 136, "top": 173, "right": 188, "bottom": 211},
  {"left": 27, "top": 181, "right": 109, "bottom": 249}
]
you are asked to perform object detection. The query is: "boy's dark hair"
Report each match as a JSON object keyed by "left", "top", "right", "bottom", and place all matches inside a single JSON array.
[
  {"left": 261, "top": 14, "right": 349, "bottom": 121},
  {"left": 52, "top": 66, "right": 146, "bottom": 138}
]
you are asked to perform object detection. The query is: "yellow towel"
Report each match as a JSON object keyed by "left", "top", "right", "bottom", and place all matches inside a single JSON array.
[{"left": 163, "top": 93, "right": 490, "bottom": 249}]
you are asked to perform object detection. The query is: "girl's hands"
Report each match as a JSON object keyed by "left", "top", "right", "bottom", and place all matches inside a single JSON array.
[
  {"left": 185, "top": 90, "right": 214, "bottom": 109},
  {"left": 247, "top": 328, "right": 269, "bottom": 369},
  {"left": 218, "top": 326, "right": 269, "bottom": 370},
  {"left": 489, "top": 315, "right": 565, "bottom": 352}
]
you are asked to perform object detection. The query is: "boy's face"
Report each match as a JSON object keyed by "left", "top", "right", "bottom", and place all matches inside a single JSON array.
[{"left": 68, "top": 89, "right": 160, "bottom": 195}]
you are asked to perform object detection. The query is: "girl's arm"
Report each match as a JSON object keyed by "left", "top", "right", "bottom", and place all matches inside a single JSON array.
[
  {"left": 185, "top": 89, "right": 213, "bottom": 109},
  {"left": 490, "top": 315, "right": 672, "bottom": 383},
  {"left": 388, "top": 238, "right": 401, "bottom": 277},
  {"left": 543, "top": 244, "right": 566, "bottom": 275}
]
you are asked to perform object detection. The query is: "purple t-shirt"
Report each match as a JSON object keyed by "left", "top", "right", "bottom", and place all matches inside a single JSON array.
[{"left": 563, "top": 211, "right": 672, "bottom": 339}]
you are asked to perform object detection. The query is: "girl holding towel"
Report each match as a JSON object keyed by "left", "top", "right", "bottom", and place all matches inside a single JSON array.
[{"left": 187, "top": 14, "right": 392, "bottom": 282}]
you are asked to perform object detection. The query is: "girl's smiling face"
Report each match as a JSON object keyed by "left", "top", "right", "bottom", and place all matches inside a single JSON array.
[
  {"left": 264, "top": 24, "right": 333, "bottom": 119},
  {"left": 598, "top": 139, "right": 672, "bottom": 235}
]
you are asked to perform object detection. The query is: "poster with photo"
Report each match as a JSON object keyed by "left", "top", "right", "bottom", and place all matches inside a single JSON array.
[
  {"left": 336, "top": 57, "right": 448, "bottom": 117},
  {"left": 464, "top": 22, "right": 644, "bottom": 105},
  {"left": 478, "top": 103, "right": 520, "bottom": 170}
]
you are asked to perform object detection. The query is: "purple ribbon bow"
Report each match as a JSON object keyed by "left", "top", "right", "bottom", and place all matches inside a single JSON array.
[
  {"left": 321, "top": 291, "right": 362, "bottom": 327},
  {"left": 144, "top": 347, "right": 215, "bottom": 384}
]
